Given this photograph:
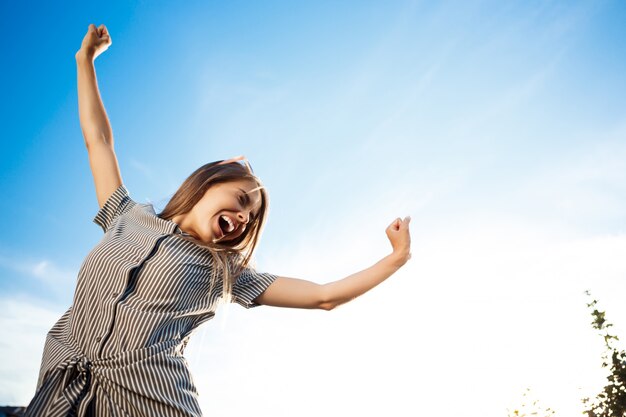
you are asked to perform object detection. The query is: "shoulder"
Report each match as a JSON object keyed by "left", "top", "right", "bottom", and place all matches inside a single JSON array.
[{"left": 93, "top": 184, "right": 137, "bottom": 233}]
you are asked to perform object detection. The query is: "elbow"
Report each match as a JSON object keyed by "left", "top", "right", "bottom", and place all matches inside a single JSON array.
[
  {"left": 317, "top": 299, "right": 352, "bottom": 311},
  {"left": 318, "top": 301, "right": 336, "bottom": 311},
  {"left": 83, "top": 130, "right": 113, "bottom": 149},
  {"left": 317, "top": 285, "right": 352, "bottom": 311},
  {"left": 317, "top": 286, "right": 337, "bottom": 311},
  {"left": 319, "top": 298, "right": 352, "bottom": 311},
  {"left": 318, "top": 292, "right": 349, "bottom": 311}
]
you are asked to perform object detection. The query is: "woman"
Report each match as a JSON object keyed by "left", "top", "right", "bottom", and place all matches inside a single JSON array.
[{"left": 24, "top": 23, "right": 412, "bottom": 417}]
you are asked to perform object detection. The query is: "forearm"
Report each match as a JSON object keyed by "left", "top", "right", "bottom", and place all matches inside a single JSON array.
[
  {"left": 321, "top": 251, "right": 408, "bottom": 310},
  {"left": 76, "top": 52, "right": 113, "bottom": 147},
  {"left": 254, "top": 217, "right": 412, "bottom": 310}
]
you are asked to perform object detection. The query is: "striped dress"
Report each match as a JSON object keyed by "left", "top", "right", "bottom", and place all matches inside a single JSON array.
[{"left": 24, "top": 184, "right": 277, "bottom": 417}]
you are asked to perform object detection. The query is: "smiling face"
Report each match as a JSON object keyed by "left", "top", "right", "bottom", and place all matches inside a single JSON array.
[{"left": 172, "top": 179, "right": 263, "bottom": 245}]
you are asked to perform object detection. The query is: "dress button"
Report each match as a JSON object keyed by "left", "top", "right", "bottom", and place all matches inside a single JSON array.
[
  {"left": 111, "top": 291, "right": 118, "bottom": 297},
  {"left": 95, "top": 336, "right": 101, "bottom": 342}
]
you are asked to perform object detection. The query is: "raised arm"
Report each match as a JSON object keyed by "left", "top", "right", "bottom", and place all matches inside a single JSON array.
[
  {"left": 254, "top": 216, "right": 412, "bottom": 310},
  {"left": 75, "top": 23, "right": 122, "bottom": 208}
]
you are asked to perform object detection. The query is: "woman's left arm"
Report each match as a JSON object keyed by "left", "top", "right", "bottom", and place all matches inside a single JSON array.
[{"left": 254, "top": 216, "right": 411, "bottom": 310}]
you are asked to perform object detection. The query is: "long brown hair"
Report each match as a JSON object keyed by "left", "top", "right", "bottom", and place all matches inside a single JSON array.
[{"left": 158, "top": 160, "right": 269, "bottom": 302}]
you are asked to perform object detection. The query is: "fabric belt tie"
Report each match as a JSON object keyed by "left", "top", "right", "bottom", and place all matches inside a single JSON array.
[
  {"left": 61, "top": 355, "right": 93, "bottom": 417},
  {"left": 24, "top": 337, "right": 199, "bottom": 417}
]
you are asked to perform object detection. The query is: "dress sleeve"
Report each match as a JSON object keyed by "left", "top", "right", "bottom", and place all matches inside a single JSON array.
[
  {"left": 93, "top": 184, "right": 136, "bottom": 233},
  {"left": 231, "top": 267, "right": 278, "bottom": 309}
]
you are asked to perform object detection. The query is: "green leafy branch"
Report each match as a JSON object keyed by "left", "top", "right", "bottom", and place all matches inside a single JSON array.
[{"left": 582, "top": 290, "right": 626, "bottom": 417}]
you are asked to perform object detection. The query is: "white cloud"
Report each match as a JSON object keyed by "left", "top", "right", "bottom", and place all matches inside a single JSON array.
[
  {"left": 0, "top": 297, "right": 63, "bottom": 405},
  {"left": 0, "top": 255, "right": 75, "bottom": 295}
]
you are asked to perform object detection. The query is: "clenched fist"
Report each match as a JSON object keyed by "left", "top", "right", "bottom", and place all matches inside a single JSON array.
[
  {"left": 386, "top": 216, "right": 411, "bottom": 266},
  {"left": 76, "top": 24, "right": 112, "bottom": 61}
]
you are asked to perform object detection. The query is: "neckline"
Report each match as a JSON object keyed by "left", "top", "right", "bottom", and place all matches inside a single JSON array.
[
  {"left": 144, "top": 203, "right": 193, "bottom": 237},
  {"left": 150, "top": 210, "right": 188, "bottom": 236},
  {"left": 174, "top": 224, "right": 192, "bottom": 236}
]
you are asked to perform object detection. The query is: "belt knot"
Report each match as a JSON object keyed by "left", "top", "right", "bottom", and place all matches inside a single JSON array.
[
  {"left": 74, "top": 355, "right": 92, "bottom": 374},
  {"left": 63, "top": 355, "right": 93, "bottom": 417}
]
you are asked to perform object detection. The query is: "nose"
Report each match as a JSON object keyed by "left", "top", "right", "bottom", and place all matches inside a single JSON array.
[{"left": 236, "top": 211, "right": 250, "bottom": 224}]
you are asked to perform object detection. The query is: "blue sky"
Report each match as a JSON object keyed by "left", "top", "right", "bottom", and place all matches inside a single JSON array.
[{"left": 1, "top": 1, "right": 626, "bottom": 415}]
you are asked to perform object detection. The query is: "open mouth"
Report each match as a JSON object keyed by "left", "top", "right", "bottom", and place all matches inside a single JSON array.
[{"left": 218, "top": 214, "right": 236, "bottom": 236}]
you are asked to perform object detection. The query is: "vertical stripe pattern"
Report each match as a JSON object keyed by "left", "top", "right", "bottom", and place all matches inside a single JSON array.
[{"left": 25, "top": 184, "right": 277, "bottom": 417}]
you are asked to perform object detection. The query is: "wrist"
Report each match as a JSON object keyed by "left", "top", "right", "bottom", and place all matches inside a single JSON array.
[
  {"left": 75, "top": 49, "right": 95, "bottom": 64},
  {"left": 387, "top": 250, "right": 410, "bottom": 268}
]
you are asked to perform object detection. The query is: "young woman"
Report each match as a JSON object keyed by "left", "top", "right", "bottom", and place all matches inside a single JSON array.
[{"left": 24, "top": 24, "right": 411, "bottom": 417}]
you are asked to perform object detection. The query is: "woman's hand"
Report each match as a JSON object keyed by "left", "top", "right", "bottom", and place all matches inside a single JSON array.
[
  {"left": 386, "top": 216, "right": 412, "bottom": 266},
  {"left": 75, "top": 24, "right": 112, "bottom": 61}
]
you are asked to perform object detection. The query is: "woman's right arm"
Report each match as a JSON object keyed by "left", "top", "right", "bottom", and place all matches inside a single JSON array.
[
  {"left": 76, "top": 24, "right": 122, "bottom": 208},
  {"left": 255, "top": 217, "right": 412, "bottom": 310}
]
